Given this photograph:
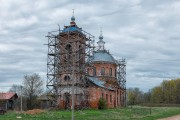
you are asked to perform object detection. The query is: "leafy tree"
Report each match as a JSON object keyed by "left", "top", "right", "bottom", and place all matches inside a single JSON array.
[
  {"left": 151, "top": 86, "right": 163, "bottom": 103},
  {"left": 127, "top": 88, "right": 143, "bottom": 105},
  {"left": 151, "top": 78, "right": 180, "bottom": 104},
  {"left": 175, "top": 78, "right": 180, "bottom": 103},
  {"left": 143, "top": 90, "right": 151, "bottom": 103},
  {"left": 127, "top": 78, "right": 180, "bottom": 105}
]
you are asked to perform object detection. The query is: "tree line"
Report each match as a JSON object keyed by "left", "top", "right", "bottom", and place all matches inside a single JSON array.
[
  {"left": 127, "top": 78, "right": 180, "bottom": 105},
  {"left": 10, "top": 75, "right": 180, "bottom": 109}
]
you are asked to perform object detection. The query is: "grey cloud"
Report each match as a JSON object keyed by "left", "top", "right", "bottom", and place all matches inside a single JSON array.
[{"left": 0, "top": 0, "right": 180, "bottom": 92}]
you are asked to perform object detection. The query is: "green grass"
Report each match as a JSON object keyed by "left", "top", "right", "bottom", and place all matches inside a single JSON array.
[{"left": 0, "top": 107, "right": 180, "bottom": 120}]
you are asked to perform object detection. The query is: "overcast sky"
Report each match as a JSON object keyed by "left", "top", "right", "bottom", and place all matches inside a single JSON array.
[{"left": 0, "top": 0, "right": 180, "bottom": 92}]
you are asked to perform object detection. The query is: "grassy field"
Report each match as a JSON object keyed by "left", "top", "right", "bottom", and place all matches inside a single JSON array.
[{"left": 0, "top": 106, "right": 180, "bottom": 120}]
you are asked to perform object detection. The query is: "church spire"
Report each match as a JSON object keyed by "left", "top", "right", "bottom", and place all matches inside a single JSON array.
[
  {"left": 70, "top": 9, "right": 76, "bottom": 26},
  {"left": 97, "top": 27, "right": 105, "bottom": 50}
]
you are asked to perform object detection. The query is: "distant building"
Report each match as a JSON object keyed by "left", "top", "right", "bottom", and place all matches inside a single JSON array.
[
  {"left": 0, "top": 92, "right": 18, "bottom": 111},
  {"left": 38, "top": 95, "right": 53, "bottom": 109},
  {"left": 47, "top": 14, "right": 126, "bottom": 109}
]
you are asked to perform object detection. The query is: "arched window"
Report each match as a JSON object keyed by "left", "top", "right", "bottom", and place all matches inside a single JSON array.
[
  {"left": 109, "top": 68, "right": 112, "bottom": 76},
  {"left": 115, "top": 69, "right": 117, "bottom": 77},
  {"left": 64, "top": 75, "right": 70, "bottom": 81},
  {"left": 110, "top": 95, "right": 112, "bottom": 103},
  {"left": 101, "top": 67, "right": 105, "bottom": 75},
  {"left": 93, "top": 67, "right": 96, "bottom": 76},
  {"left": 65, "top": 44, "right": 72, "bottom": 53},
  {"left": 64, "top": 92, "right": 70, "bottom": 109},
  {"left": 106, "top": 94, "right": 108, "bottom": 102},
  {"left": 79, "top": 45, "right": 82, "bottom": 60},
  {"left": 102, "top": 93, "right": 104, "bottom": 98},
  {"left": 65, "top": 44, "right": 72, "bottom": 61}
]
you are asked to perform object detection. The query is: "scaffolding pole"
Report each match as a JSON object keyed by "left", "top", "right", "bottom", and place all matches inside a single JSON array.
[{"left": 117, "top": 58, "right": 126, "bottom": 107}]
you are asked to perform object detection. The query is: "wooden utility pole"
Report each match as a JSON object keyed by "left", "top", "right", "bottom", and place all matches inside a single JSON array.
[
  {"left": 72, "top": 54, "right": 75, "bottom": 120},
  {"left": 21, "top": 85, "right": 23, "bottom": 112}
]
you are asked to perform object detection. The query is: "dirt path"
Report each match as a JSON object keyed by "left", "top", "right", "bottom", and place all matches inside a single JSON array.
[{"left": 157, "top": 114, "right": 180, "bottom": 120}]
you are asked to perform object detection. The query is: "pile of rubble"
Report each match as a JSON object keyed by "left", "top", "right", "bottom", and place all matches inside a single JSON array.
[{"left": 25, "top": 109, "right": 44, "bottom": 115}]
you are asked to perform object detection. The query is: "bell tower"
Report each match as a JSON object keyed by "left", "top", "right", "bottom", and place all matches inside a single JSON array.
[{"left": 46, "top": 13, "right": 95, "bottom": 109}]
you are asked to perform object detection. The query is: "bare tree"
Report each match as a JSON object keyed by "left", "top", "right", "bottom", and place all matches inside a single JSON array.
[
  {"left": 9, "top": 84, "right": 27, "bottom": 110},
  {"left": 23, "top": 73, "right": 43, "bottom": 109},
  {"left": 9, "top": 84, "right": 22, "bottom": 95}
]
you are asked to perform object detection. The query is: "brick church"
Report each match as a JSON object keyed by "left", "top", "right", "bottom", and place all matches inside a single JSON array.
[
  {"left": 46, "top": 14, "right": 126, "bottom": 109},
  {"left": 87, "top": 35, "right": 125, "bottom": 108}
]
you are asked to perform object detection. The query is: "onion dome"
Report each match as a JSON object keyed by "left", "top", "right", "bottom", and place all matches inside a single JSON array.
[
  {"left": 71, "top": 15, "right": 75, "bottom": 22},
  {"left": 97, "top": 28, "right": 105, "bottom": 50},
  {"left": 92, "top": 29, "right": 117, "bottom": 64}
]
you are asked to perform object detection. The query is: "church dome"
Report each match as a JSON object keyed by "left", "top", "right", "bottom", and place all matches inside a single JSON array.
[
  {"left": 71, "top": 16, "right": 75, "bottom": 22},
  {"left": 62, "top": 11, "right": 82, "bottom": 33},
  {"left": 92, "top": 50, "right": 117, "bottom": 64},
  {"left": 92, "top": 28, "right": 116, "bottom": 64}
]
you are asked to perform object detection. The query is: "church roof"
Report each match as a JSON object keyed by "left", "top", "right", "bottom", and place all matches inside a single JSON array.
[
  {"left": 88, "top": 77, "right": 114, "bottom": 90},
  {"left": 62, "top": 11, "right": 82, "bottom": 33},
  {"left": 62, "top": 26, "right": 82, "bottom": 33},
  {"left": 92, "top": 50, "right": 117, "bottom": 64}
]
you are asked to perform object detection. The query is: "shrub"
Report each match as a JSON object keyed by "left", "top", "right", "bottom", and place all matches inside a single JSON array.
[{"left": 98, "top": 98, "right": 107, "bottom": 109}]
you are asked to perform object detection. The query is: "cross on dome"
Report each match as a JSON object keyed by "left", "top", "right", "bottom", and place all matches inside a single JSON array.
[
  {"left": 97, "top": 27, "right": 105, "bottom": 50},
  {"left": 70, "top": 9, "right": 76, "bottom": 26},
  {"left": 71, "top": 9, "right": 75, "bottom": 22}
]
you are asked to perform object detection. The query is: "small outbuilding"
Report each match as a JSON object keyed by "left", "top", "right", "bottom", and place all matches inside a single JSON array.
[
  {"left": 38, "top": 95, "right": 53, "bottom": 109},
  {"left": 0, "top": 92, "right": 18, "bottom": 111}
]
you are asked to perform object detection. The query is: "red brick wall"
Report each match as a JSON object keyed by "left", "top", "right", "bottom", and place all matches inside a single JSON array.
[
  {"left": 89, "top": 63, "right": 117, "bottom": 77},
  {"left": 58, "top": 87, "right": 124, "bottom": 109},
  {"left": 87, "top": 86, "right": 121, "bottom": 109},
  {"left": 88, "top": 87, "right": 100, "bottom": 108},
  {"left": 87, "top": 62, "right": 123, "bottom": 109}
]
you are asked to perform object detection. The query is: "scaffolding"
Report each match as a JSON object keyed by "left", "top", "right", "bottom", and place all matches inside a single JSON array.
[
  {"left": 46, "top": 27, "right": 95, "bottom": 109},
  {"left": 117, "top": 58, "right": 126, "bottom": 107},
  {"left": 46, "top": 21, "right": 126, "bottom": 109}
]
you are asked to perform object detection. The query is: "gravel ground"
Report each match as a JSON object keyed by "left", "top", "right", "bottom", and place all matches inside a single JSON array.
[{"left": 157, "top": 115, "right": 180, "bottom": 120}]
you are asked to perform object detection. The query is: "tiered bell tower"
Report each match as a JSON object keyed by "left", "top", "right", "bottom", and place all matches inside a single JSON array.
[{"left": 46, "top": 13, "right": 94, "bottom": 109}]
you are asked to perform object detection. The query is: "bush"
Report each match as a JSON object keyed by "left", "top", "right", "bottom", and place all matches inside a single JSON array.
[{"left": 98, "top": 98, "right": 107, "bottom": 109}]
